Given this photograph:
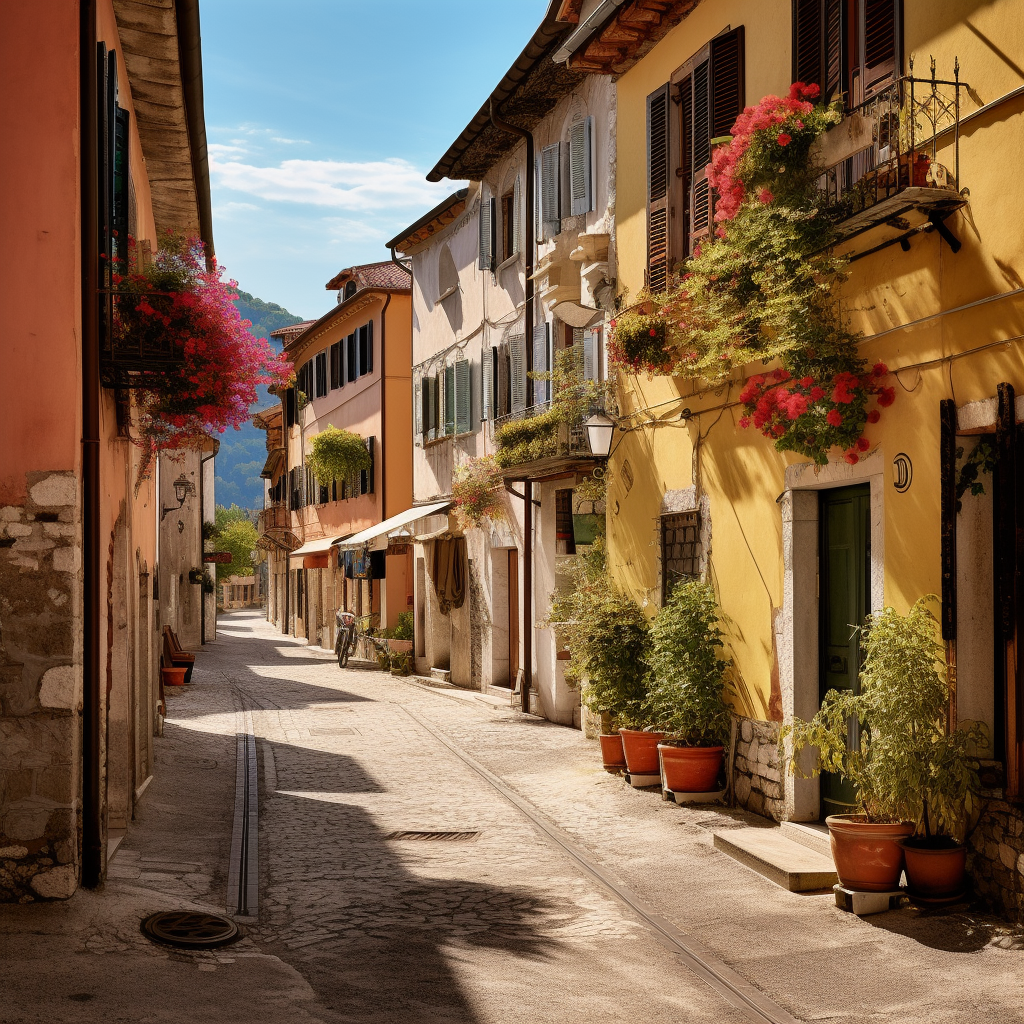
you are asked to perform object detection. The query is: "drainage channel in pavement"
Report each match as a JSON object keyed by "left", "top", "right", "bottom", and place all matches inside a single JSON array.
[
  {"left": 226, "top": 692, "right": 260, "bottom": 923},
  {"left": 398, "top": 703, "right": 800, "bottom": 1024}
]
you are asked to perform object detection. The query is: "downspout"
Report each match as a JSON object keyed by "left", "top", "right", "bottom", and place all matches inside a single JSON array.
[
  {"left": 282, "top": 397, "right": 289, "bottom": 635},
  {"left": 390, "top": 246, "right": 412, "bottom": 280},
  {"left": 378, "top": 291, "right": 392, "bottom": 628},
  {"left": 81, "top": 0, "right": 103, "bottom": 888},
  {"left": 489, "top": 99, "right": 534, "bottom": 715},
  {"left": 199, "top": 447, "right": 216, "bottom": 644}
]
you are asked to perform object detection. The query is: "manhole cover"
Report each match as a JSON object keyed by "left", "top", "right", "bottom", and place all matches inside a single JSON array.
[
  {"left": 386, "top": 830, "right": 480, "bottom": 842},
  {"left": 141, "top": 911, "right": 241, "bottom": 949}
]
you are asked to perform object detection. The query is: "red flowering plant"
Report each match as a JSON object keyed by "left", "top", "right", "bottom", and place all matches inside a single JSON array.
[
  {"left": 113, "top": 233, "right": 292, "bottom": 461},
  {"left": 607, "top": 308, "right": 672, "bottom": 374},
  {"left": 650, "top": 84, "right": 896, "bottom": 462},
  {"left": 451, "top": 455, "right": 507, "bottom": 529}
]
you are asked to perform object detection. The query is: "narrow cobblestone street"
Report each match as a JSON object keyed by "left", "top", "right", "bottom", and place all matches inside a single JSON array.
[{"left": 3, "top": 610, "right": 1024, "bottom": 1023}]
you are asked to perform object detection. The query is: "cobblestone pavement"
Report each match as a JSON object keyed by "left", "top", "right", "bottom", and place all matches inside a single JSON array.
[{"left": 3, "top": 609, "right": 1024, "bottom": 1023}]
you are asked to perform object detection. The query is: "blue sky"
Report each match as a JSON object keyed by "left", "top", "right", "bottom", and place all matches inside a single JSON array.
[{"left": 201, "top": 0, "right": 549, "bottom": 320}]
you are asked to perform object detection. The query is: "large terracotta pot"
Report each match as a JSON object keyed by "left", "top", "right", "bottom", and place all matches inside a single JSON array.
[
  {"left": 161, "top": 666, "right": 187, "bottom": 688},
  {"left": 826, "top": 814, "right": 915, "bottom": 892},
  {"left": 898, "top": 838, "right": 967, "bottom": 899},
  {"left": 599, "top": 733, "right": 627, "bottom": 772},
  {"left": 659, "top": 744, "right": 724, "bottom": 792},
  {"left": 618, "top": 729, "right": 665, "bottom": 775}
]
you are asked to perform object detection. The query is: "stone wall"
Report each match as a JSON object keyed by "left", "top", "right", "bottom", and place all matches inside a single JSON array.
[
  {"left": 733, "top": 715, "right": 785, "bottom": 821},
  {"left": 968, "top": 799, "right": 1024, "bottom": 921},
  {"left": 0, "top": 471, "right": 81, "bottom": 901}
]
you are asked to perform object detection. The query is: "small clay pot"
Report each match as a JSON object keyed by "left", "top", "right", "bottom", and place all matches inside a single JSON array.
[
  {"left": 161, "top": 666, "right": 187, "bottom": 688},
  {"left": 658, "top": 744, "right": 724, "bottom": 792},
  {"left": 599, "top": 733, "right": 627, "bottom": 772},
  {"left": 898, "top": 837, "right": 967, "bottom": 899},
  {"left": 826, "top": 814, "right": 915, "bottom": 892},
  {"left": 618, "top": 729, "right": 666, "bottom": 775}
]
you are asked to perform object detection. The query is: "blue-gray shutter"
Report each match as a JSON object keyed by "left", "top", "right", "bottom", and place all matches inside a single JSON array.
[
  {"left": 583, "top": 327, "right": 599, "bottom": 382},
  {"left": 478, "top": 196, "right": 495, "bottom": 271},
  {"left": 533, "top": 323, "right": 550, "bottom": 406},
  {"left": 414, "top": 378, "right": 423, "bottom": 444},
  {"left": 541, "top": 143, "right": 560, "bottom": 239},
  {"left": 455, "top": 359, "right": 471, "bottom": 435},
  {"left": 570, "top": 116, "right": 593, "bottom": 216},
  {"left": 481, "top": 348, "right": 493, "bottom": 421},
  {"left": 512, "top": 174, "right": 522, "bottom": 255},
  {"left": 444, "top": 363, "right": 456, "bottom": 435},
  {"left": 425, "top": 375, "right": 437, "bottom": 442},
  {"left": 509, "top": 334, "right": 526, "bottom": 414}
]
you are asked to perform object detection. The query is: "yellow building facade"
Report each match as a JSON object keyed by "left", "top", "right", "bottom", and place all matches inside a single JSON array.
[{"left": 579, "top": 0, "right": 1024, "bottom": 917}]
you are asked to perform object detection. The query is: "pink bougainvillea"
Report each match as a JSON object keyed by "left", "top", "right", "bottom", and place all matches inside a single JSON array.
[{"left": 113, "top": 234, "right": 292, "bottom": 459}]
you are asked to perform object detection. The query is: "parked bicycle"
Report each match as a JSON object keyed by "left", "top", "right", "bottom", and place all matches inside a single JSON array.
[{"left": 335, "top": 610, "right": 359, "bottom": 668}]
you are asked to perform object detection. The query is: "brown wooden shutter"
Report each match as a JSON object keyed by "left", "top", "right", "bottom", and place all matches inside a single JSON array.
[
  {"left": 687, "top": 52, "right": 713, "bottom": 254},
  {"left": 710, "top": 28, "right": 744, "bottom": 139},
  {"left": 646, "top": 83, "right": 671, "bottom": 292},
  {"left": 861, "top": 0, "right": 899, "bottom": 98},
  {"left": 793, "top": 0, "right": 823, "bottom": 89}
]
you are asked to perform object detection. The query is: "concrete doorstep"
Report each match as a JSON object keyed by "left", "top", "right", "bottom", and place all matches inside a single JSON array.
[{"left": 713, "top": 826, "right": 838, "bottom": 892}]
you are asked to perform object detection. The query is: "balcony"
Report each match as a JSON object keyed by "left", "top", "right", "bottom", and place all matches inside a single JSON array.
[
  {"left": 99, "top": 291, "right": 186, "bottom": 388},
  {"left": 493, "top": 404, "right": 599, "bottom": 481},
  {"left": 817, "top": 64, "right": 970, "bottom": 258},
  {"left": 256, "top": 503, "right": 301, "bottom": 552}
]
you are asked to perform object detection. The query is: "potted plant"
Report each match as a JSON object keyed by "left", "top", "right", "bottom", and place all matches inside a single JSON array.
[
  {"left": 547, "top": 541, "right": 651, "bottom": 772},
  {"left": 782, "top": 598, "right": 985, "bottom": 893},
  {"left": 647, "top": 580, "right": 732, "bottom": 792}
]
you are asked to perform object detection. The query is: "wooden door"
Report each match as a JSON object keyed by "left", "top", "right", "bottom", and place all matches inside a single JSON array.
[
  {"left": 819, "top": 484, "right": 871, "bottom": 819},
  {"left": 508, "top": 549, "right": 520, "bottom": 683}
]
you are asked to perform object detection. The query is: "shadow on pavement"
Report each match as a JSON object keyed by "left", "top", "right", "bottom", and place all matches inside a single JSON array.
[{"left": 865, "top": 901, "right": 1024, "bottom": 953}]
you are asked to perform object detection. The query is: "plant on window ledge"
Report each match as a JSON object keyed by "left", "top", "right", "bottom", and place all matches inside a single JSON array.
[
  {"left": 115, "top": 233, "right": 292, "bottom": 461},
  {"left": 648, "top": 84, "right": 896, "bottom": 464},
  {"left": 305, "top": 426, "right": 371, "bottom": 486},
  {"left": 607, "top": 309, "right": 673, "bottom": 375},
  {"left": 451, "top": 455, "right": 507, "bottom": 528}
]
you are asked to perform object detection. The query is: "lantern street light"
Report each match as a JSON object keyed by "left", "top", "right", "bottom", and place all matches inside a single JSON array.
[
  {"left": 162, "top": 473, "right": 192, "bottom": 521},
  {"left": 584, "top": 411, "right": 616, "bottom": 458}
]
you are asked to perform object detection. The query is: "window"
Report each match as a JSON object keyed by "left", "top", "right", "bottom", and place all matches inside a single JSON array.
[
  {"left": 500, "top": 175, "right": 522, "bottom": 262},
  {"left": 437, "top": 244, "right": 460, "bottom": 305},
  {"left": 661, "top": 510, "right": 702, "bottom": 604},
  {"left": 346, "top": 333, "right": 357, "bottom": 383},
  {"left": 314, "top": 351, "right": 328, "bottom": 398},
  {"left": 358, "top": 321, "right": 373, "bottom": 376},
  {"left": 509, "top": 334, "right": 527, "bottom": 414},
  {"left": 793, "top": 0, "right": 900, "bottom": 106},
  {"left": 538, "top": 143, "right": 561, "bottom": 240},
  {"left": 344, "top": 280, "right": 357, "bottom": 300},
  {"left": 419, "top": 374, "right": 440, "bottom": 443},
  {"left": 478, "top": 195, "right": 496, "bottom": 271},
  {"left": 569, "top": 116, "right": 593, "bottom": 216},
  {"left": 482, "top": 347, "right": 496, "bottom": 421},
  {"left": 555, "top": 489, "right": 576, "bottom": 555},
  {"left": 297, "top": 360, "right": 314, "bottom": 401},
  {"left": 360, "top": 437, "right": 375, "bottom": 494},
  {"left": 532, "top": 323, "right": 551, "bottom": 406},
  {"left": 330, "top": 341, "right": 342, "bottom": 389},
  {"left": 646, "top": 27, "right": 745, "bottom": 291}
]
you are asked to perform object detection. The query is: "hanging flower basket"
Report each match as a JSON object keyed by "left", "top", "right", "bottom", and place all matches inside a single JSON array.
[
  {"left": 305, "top": 426, "right": 371, "bottom": 484},
  {"left": 451, "top": 456, "right": 507, "bottom": 528}
]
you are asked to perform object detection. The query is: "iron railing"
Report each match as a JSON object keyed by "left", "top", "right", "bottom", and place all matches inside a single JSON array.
[
  {"left": 99, "top": 289, "right": 187, "bottom": 388},
  {"left": 820, "top": 60, "right": 968, "bottom": 227},
  {"left": 257, "top": 503, "right": 291, "bottom": 536}
]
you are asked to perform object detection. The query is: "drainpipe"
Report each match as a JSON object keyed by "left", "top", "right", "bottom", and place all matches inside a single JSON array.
[
  {"left": 378, "top": 291, "right": 391, "bottom": 630},
  {"left": 390, "top": 246, "right": 412, "bottom": 279},
  {"left": 282, "top": 401, "right": 289, "bottom": 635},
  {"left": 199, "top": 447, "right": 216, "bottom": 644},
  {"left": 81, "top": 0, "right": 103, "bottom": 888},
  {"left": 489, "top": 99, "right": 534, "bottom": 714}
]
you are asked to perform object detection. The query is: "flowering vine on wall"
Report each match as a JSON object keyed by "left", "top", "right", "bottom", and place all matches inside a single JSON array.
[
  {"left": 113, "top": 233, "right": 292, "bottom": 464},
  {"left": 610, "top": 83, "right": 897, "bottom": 465}
]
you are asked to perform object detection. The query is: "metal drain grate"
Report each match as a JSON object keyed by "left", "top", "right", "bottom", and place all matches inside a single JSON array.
[
  {"left": 385, "top": 830, "right": 480, "bottom": 842},
  {"left": 141, "top": 911, "right": 241, "bottom": 949}
]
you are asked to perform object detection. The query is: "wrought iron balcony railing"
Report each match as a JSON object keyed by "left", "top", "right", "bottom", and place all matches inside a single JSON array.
[
  {"left": 820, "top": 61, "right": 969, "bottom": 248},
  {"left": 99, "top": 290, "right": 186, "bottom": 388}
]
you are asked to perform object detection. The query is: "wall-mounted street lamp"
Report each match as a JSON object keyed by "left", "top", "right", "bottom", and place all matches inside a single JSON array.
[
  {"left": 162, "top": 474, "right": 192, "bottom": 521},
  {"left": 584, "top": 412, "right": 616, "bottom": 458}
]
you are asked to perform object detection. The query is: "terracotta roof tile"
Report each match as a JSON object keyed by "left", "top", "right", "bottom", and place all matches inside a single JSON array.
[
  {"left": 269, "top": 319, "right": 316, "bottom": 338},
  {"left": 324, "top": 261, "right": 410, "bottom": 292}
]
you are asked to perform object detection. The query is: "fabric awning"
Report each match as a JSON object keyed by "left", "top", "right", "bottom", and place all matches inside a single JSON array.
[
  {"left": 260, "top": 448, "right": 285, "bottom": 480},
  {"left": 334, "top": 500, "right": 451, "bottom": 551},
  {"left": 288, "top": 536, "right": 337, "bottom": 559}
]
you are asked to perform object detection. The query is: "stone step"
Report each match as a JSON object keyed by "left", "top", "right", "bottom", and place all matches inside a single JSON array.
[
  {"left": 780, "top": 820, "right": 832, "bottom": 859},
  {"left": 429, "top": 667, "right": 451, "bottom": 683},
  {"left": 713, "top": 827, "right": 838, "bottom": 892}
]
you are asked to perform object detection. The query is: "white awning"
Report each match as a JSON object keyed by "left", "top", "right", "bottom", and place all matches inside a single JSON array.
[
  {"left": 334, "top": 500, "right": 451, "bottom": 551},
  {"left": 288, "top": 536, "right": 337, "bottom": 562}
]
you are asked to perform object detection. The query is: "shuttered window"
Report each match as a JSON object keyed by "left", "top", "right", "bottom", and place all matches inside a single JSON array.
[
  {"left": 360, "top": 437, "right": 375, "bottom": 495},
  {"left": 421, "top": 374, "right": 439, "bottom": 443},
  {"left": 509, "top": 334, "right": 526, "bottom": 414},
  {"left": 532, "top": 323, "right": 551, "bottom": 406},
  {"left": 455, "top": 359, "right": 471, "bottom": 435},
  {"left": 330, "top": 341, "right": 342, "bottom": 389},
  {"left": 113, "top": 107, "right": 130, "bottom": 269},
  {"left": 646, "top": 84, "right": 670, "bottom": 292},
  {"left": 478, "top": 195, "right": 496, "bottom": 271},
  {"left": 314, "top": 351, "right": 328, "bottom": 398},
  {"left": 569, "top": 116, "right": 593, "bottom": 216},
  {"left": 444, "top": 364, "right": 456, "bottom": 436},
  {"left": 583, "top": 326, "right": 599, "bottom": 382},
  {"left": 482, "top": 347, "right": 494, "bottom": 421},
  {"left": 540, "top": 143, "right": 561, "bottom": 240},
  {"left": 358, "top": 321, "right": 373, "bottom": 376},
  {"left": 414, "top": 378, "right": 423, "bottom": 443},
  {"left": 497, "top": 343, "right": 511, "bottom": 418},
  {"left": 512, "top": 174, "right": 522, "bottom": 256},
  {"left": 347, "top": 333, "right": 357, "bottom": 382},
  {"left": 793, "top": 1, "right": 899, "bottom": 105}
]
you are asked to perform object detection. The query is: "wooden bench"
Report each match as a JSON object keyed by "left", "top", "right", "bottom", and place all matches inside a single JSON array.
[{"left": 162, "top": 626, "right": 195, "bottom": 685}]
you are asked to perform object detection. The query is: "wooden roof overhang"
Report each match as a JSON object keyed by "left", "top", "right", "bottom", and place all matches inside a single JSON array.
[{"left": 386, "top": 189, "right": 471, "bottom": 254}]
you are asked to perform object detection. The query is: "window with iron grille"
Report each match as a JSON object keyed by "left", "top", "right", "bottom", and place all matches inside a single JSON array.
[
  {"left": 661, "top": 510, "right": 702, "bottom": 603},
  {"left": 555, "top": 489, "right": 576, "bottom": 555}
]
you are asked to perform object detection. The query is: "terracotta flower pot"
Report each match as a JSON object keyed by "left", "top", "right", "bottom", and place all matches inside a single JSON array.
[
  {"left": 599, "top": 733, "right": 627, "bottom": 772},
  {"left": 826, "top": 814, "right": 915, "bottom": 892},
  {"left": 658, "top": 744, "right": 724, "bottom": 792},
  {"left": 898, "top": 837, "right": 967, "bottom": 899},
  {"left": 161, "top": 666, "right": 187, "bottom": 688},
  {"left": 618, "top": 729, "right": 666, "bottom": 775}
]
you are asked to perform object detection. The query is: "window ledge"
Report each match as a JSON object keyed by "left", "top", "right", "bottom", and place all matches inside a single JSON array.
[
  {"left": 424, "top": 429, "right": 476, "bottom": 448},
  {"left": 495, "top": 251, "right": 521, "bottom": 274},
  {"left": 433, "top": 283, "right": 460, "bottom": 308}
]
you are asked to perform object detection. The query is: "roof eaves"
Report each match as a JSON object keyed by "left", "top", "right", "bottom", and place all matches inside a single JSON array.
[
  {"left": 284, "top": 285, "right": 410, "bottom": 357},
  {"left": 385, "top": 188, "right": 470, "bottom": 252}
]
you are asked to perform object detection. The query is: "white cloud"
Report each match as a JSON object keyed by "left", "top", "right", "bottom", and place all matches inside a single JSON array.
[
  {"left": 271, "top": 137, "right": 311, "bottom": 145},
  {"left": 209, "top": 142, "right": 249, "bottom": 157},
  {"left": 209, "top": 155, "right": 454, "bottom": 211}
]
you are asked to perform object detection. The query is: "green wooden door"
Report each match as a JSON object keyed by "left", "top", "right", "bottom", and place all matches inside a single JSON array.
[{"left": 819, "top": 485, "right": 871, "bottom": 820}]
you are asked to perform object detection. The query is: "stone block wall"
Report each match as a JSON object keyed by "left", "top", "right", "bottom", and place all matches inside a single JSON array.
[
  {"left": 0, "top": 471, "right": 82, "bottom": 901},
  {"left": 968, "top": 799, "right": 1024, "bottom": 922},
  {"left": 733, "top": 715, "right": 785, "bottom": 821}
]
